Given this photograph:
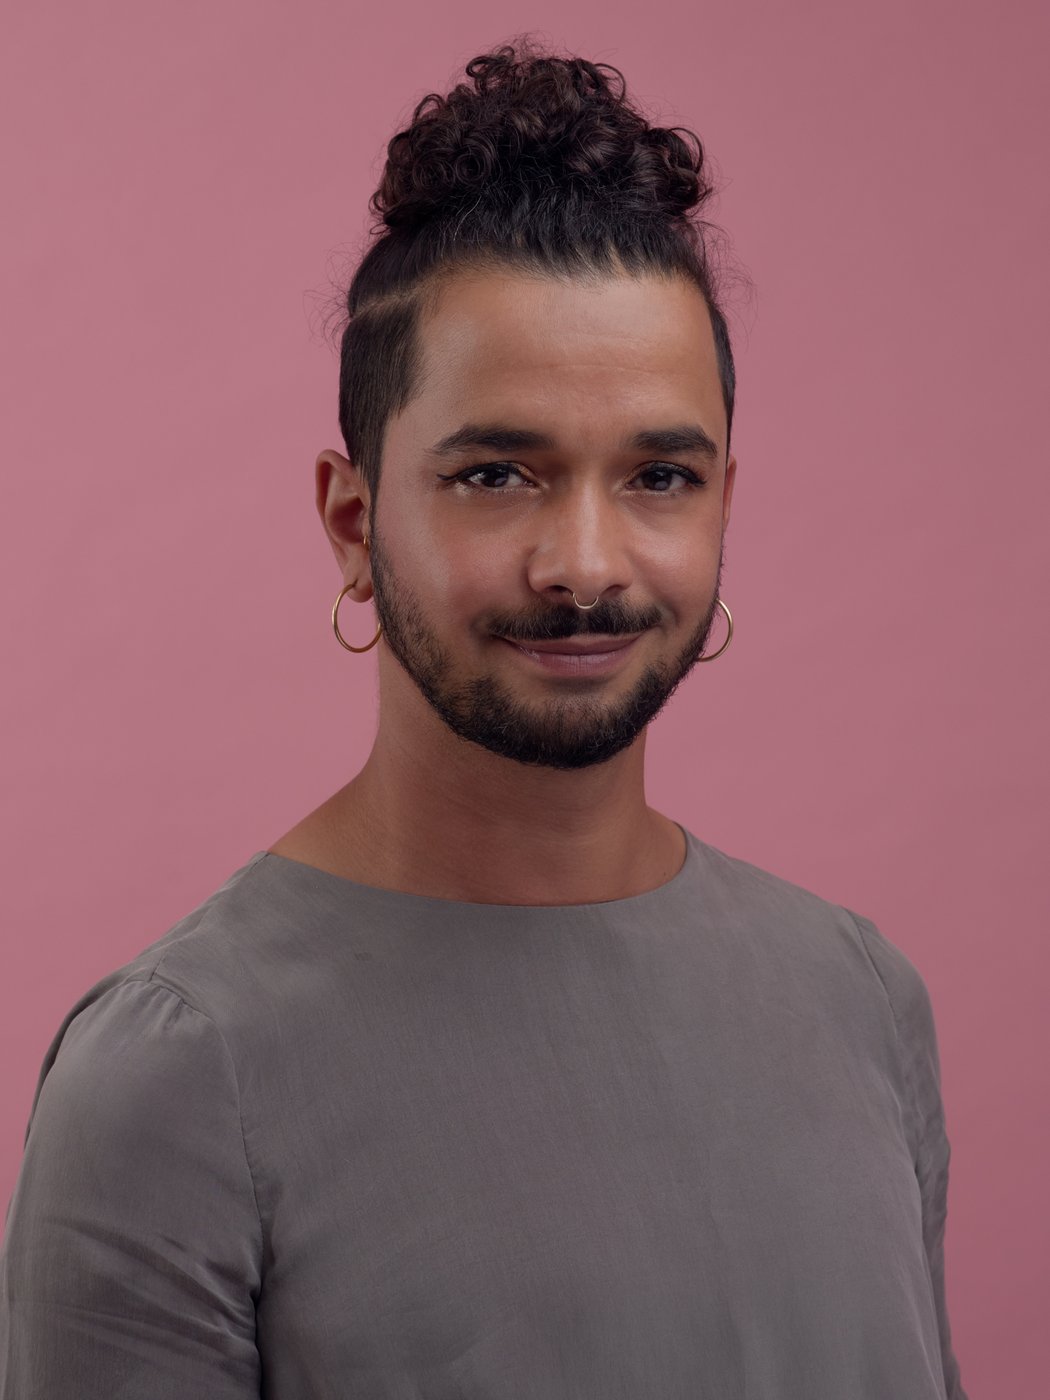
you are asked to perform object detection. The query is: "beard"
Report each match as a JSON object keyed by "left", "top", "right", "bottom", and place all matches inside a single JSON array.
[{"left": 366, "top": 523, "right": 726, "bottom": 772}]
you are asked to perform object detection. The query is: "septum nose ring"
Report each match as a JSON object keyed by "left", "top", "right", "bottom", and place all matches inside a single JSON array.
[{"left": 572, "top": 592, "right": 600, "bottom": 610}]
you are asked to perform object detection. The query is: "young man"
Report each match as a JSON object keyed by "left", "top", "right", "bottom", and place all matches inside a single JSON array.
[{"left": 0, "top": 42, "right": 967, "bottom": 1399}]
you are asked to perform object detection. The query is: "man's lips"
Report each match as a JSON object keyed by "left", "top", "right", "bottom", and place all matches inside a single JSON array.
[
  {"left": 495, "top": 633, "right": 645, "bottom": 677},
  {"left": 499, "top": 634, "right": 643, "bottom": 655}
]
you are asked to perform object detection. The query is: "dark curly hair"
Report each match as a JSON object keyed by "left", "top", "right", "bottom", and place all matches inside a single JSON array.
[{"left": 338, "top": 37, "right": 738, "bottom": 515}]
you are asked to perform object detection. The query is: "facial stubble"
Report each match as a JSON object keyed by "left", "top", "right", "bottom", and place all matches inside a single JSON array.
[{"left": 364, "top": 524, "right": 725, "bottom": 771}]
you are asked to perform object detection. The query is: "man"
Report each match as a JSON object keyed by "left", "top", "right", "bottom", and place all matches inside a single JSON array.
[{"left": 0, "top": 40, "right": 966, "bottom": 1398}]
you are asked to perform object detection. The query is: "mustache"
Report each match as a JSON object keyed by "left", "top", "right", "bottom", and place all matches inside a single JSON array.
[{"left": 490, "top": 604, "right": 663, "bottom": 643}]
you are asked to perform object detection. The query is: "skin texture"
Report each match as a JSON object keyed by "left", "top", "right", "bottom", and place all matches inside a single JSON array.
[{"left": 269, "top": 268, "right": 737, "bottom": 905}]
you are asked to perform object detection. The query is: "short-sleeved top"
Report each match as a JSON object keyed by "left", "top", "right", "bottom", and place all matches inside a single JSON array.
[{"left": 0, "top": 825, "right": 967, "bottom": 1398}]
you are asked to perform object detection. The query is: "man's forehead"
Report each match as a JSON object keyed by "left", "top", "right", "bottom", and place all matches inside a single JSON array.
[
  {"left": 424, "top": 266, "right": 713, "bottom": 337},
  {"left": 407, "top": 270, "right": 723, "bottom": 436}
]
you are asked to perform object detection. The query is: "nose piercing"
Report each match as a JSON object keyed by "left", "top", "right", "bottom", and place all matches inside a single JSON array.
[{"left": 572, "top": 592, "right": 600, "bottom": 610}]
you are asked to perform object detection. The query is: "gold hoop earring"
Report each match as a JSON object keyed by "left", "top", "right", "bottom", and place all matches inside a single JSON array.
[
  {"left": 332, "top": 585, "right": 382, "bottom": 652},
  {"left": 332, "top": 533, "right": 381, "bottom": 653},
  {"left": 697, "top": 598, "right": 733, "bottom": 662}
]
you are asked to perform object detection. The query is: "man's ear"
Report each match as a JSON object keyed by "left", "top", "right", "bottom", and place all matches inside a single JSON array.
[
  {"left": 315, "top": 449, "right": 372, "bottom": 597},
  {"left": 721, "top": 452, "right": 737, "bottom": 534}
]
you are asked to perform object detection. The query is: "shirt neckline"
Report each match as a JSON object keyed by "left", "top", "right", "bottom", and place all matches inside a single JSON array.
[{"left": 250, "top": 821, "right": 700, "bottom": 916}]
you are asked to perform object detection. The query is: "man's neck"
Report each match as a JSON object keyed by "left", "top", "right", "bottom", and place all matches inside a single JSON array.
[{"left": 269, "top": 702, "right": 685, "bottom": 906}]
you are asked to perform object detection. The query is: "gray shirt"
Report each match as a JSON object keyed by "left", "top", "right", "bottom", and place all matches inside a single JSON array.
[{"left": 0, "top": 826, "right": 967, "bottom": 1398}]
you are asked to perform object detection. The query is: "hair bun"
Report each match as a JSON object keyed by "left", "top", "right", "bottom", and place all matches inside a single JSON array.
[{"left": 373, "top": 43, "right": 714, "bottom": 232}]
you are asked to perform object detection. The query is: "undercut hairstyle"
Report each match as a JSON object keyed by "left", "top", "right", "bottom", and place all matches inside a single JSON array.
[{"left": 337, "top": 36, "right": 738, "bottom": 517}]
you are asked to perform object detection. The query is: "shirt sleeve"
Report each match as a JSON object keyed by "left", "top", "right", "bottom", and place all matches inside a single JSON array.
[
  {"left": 0, "top": 976, "right": 263, "bottom": 1399},
  {"left": 846, "top": 910, "right": 969, "bottom": 1400}
]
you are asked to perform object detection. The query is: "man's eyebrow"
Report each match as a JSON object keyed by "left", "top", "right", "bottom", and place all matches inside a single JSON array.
[
  {"left": 427, "top": 421, "right": 721, "bottom": 461},
  {"left": 628, "top": 425, "right": 721, "bottom": 461}
]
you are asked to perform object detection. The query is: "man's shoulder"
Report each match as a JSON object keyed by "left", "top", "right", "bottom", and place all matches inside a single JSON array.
[
  {"left": 680, "top": 833, "right": 944, "bottom": 1097},
  {"left": 41, "top": 852, "right": 304, "bottom": 1070},
  {"left": 688, "top": 831, "right": 930, "bottom": 1018},
  {"left": 688, "top": 832, "right": 855, "bottom": 930}
]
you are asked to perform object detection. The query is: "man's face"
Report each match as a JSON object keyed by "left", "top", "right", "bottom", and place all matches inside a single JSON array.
[{"left": 365, "top": 268, "right": 736, "bottom": 771}]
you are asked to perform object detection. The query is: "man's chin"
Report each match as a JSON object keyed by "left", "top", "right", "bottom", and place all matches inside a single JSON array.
[{"left": 422, "top": 679, "right": 663, "bottom": 771}]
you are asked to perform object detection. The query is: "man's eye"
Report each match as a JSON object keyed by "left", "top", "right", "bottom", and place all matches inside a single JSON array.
[
  {"left": 634, "top": 464, "right": 707, "bottom": 492},
  {"left": 441, "top": 463, "right": 527, "bottom": 490},
  {"left": 437, "top": 462, "right": 707, "bottom": 492}
]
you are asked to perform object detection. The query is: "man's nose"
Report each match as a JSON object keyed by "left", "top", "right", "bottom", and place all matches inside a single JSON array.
[{"left": 524, "top": 483, "right": 635, "bottom": 606}]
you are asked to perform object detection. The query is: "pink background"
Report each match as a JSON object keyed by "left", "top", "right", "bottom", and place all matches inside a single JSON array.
[{"left": 2, "top": 2, "right": 1047, "bottom": 1391}]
